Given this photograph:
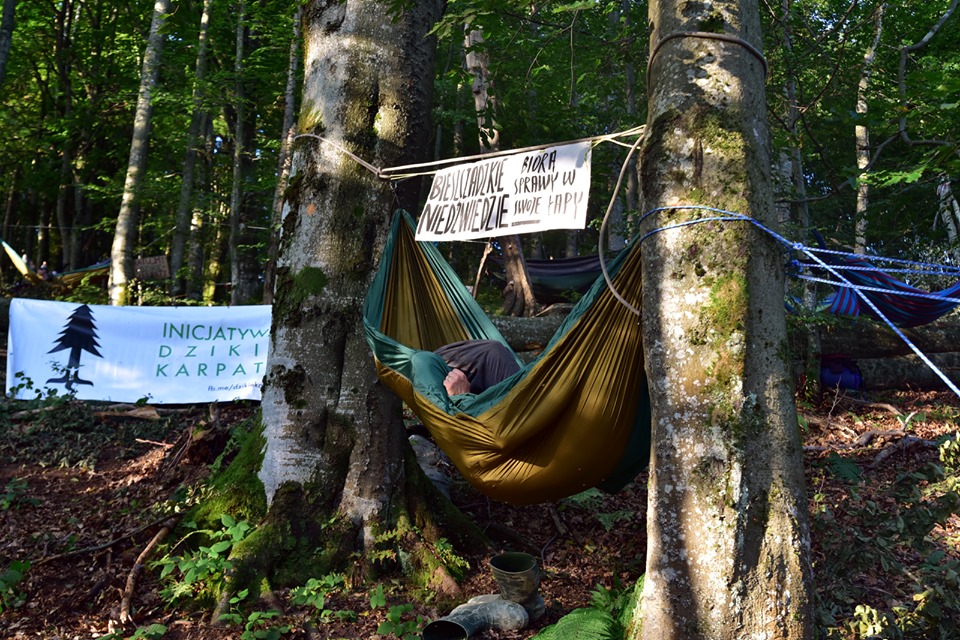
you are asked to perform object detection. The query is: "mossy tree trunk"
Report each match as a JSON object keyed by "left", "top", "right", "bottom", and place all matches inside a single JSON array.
[
  {"left": 633, "top": 1, "right": 814, "bottom": 638},
  {"left": 219, "top": 0, "right": 483, "bottom": 607}
]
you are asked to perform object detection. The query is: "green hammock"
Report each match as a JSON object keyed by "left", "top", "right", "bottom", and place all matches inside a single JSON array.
[{"left": 362, "top": 210, "right": 650, "bottom": 505}]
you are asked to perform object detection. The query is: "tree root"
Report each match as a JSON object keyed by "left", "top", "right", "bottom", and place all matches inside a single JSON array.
[{"left": 119, "top": 516, "right": 179, "bottom": 625}]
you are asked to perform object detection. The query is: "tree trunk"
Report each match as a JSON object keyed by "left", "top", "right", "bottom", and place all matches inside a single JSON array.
[
  {"left": 937, "top": 177, "right": 960, "bottom": 262},
  {"left": 170, "top": 0, "right": 213, "bottom": 297},
  {"left": 227, "top": 2, "right": 261, "bottom": 306},
  {"left": 109, "top": 0, "right": 171, "bottom": 306},
  {"left": 464, "top": 27, "right": 537, "bottom": 317},
  {"left": 635, "top": 1, "right": 813, "bottom": 638},
  {"left": 186, "top": 113, "right": 214, "bottom": 300},
  {"left": 240, "top": 0, "right": 480, "bottom": 600},
  {"left": 854, "top": 3, "right": 884, "bottom": 253},
  {"left": 0, "top": 0, "right": 15, "bottom": 86},
  {"left": 263, "top": 7, "right": 300, "bottom": 305},
  {"left": 780, "top": 0, "right": 819, "bottom": 397}
]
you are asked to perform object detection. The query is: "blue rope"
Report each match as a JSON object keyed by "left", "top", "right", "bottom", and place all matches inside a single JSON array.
[{"left": 639, "top": 205, "right": 960, "bottom": 399}]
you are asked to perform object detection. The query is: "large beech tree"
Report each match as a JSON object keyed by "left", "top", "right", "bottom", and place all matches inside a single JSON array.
[
  {"left": 633, "top": 0, "right": 813, "bottom": 637},
  {"left": 223, "top": 0, "right": 481, "bottom": 601}
]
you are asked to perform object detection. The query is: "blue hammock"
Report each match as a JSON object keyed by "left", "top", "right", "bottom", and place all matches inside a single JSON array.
[{"left": 821, "top": 256, "right": 960, "bottom": 327}]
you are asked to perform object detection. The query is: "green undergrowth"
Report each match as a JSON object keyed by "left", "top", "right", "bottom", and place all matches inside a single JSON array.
[
  {"left": 0, "top": 375, "right": 178, "bottom": 469},
  {"left": 813, "top": 432, "right": 960, "bottom": 639},
  {"left": 533, "top": 578, "right": 641, "bottom": 640}
]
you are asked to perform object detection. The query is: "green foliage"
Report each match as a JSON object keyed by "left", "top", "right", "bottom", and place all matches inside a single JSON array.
[
  {"left": 96, "top": 623, "right": 168, "bottom": 640},
  {"left": 218, "top": 590, "right": 290, "bottom": 640},
  {"left": 287, "top": 573, "right": 356, "bottom": 622},
  {"left": 0, "top": 386, "right": 177, "bottom": 469},
  {"left": 815, "top": 453, "right": 960, "bottom": 638},
  {"left": 939, "top": 433, "right": 960, "bottom": 473},
  {"left": 153, "top": 514, "right": 252, "bottom": 607},
  {"left": 1, "top": 478, "right": 39, "bottom": 510},
  {"left": 824, "top": 452, "right": 863, "bottom": 485},
  {"left": 533, "top": 580, "right": 637, "bottom": 639},
  {"left": 562, "top": 488, "right": 640, "bottom": 532},
  {"left": 0, "top": 560, "right": 30, "bottom": 613},
  {"left": 369, "top": 585, "right": 426, "bottom": 639}
]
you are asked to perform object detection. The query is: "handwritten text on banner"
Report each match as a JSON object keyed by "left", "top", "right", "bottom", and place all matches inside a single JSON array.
[{"left": 415, "top": 141, "right": 592, "bottom": 241}]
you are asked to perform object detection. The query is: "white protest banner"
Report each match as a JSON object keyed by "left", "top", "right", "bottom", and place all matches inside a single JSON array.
[
  {"left": 415, "top": 141, "right": 592, "bottom": 241},
  {"left": 6, "top": 299, "right": 270, "bottom": 404}
]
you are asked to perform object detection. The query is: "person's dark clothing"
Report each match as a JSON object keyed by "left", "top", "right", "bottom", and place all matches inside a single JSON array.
[{"left": 434, "top": 339, "right": 520, "bottom": 394}]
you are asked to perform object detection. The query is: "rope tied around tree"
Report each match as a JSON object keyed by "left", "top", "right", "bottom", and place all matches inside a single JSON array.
[{"left": 647, "top": 30, "right": 769, "bottom": 89}]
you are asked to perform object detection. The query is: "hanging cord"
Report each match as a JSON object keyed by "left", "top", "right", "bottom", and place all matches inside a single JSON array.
[
  {"left": 635, "top": 205, "right": 960, "bottom": 399},
  {"left": 292, "top": 126, "right": 648, "bottom": 182},
  {"left": 381, "top": 125, "right": 647, "bottom": 180},
  {"left": 294, "top": 133, "right": 386, "bottom": 179},
  {"left": 596, "top": 132, "right": 646, "bottom": 317},
  {"left": 647, "top": 31, "right": 769, "bottom": 85}
]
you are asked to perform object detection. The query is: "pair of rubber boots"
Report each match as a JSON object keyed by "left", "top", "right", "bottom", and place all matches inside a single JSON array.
[{"left": 421, "top": 551, "right": 545, "bottom": 640}]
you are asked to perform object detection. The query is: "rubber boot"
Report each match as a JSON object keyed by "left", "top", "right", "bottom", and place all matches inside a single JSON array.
[
  {"left": 489, "top": 551, "right": 545, "bottom": 621},
  {"left": 420, "top": 594, "right": 528, "bottom": 640}
]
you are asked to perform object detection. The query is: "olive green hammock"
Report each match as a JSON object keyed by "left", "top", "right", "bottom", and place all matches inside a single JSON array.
[{"left": 362, "top": 210, "right": 650, "bottom": 505}]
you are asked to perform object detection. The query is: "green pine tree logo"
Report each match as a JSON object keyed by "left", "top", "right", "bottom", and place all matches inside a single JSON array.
[{"left": 47, "top": 304, "right": 103, "bottom": 391}]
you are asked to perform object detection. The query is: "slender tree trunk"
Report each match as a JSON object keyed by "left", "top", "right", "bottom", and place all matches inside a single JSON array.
[
  {"left": 781, "top": 0, "right": 818, "bottom": 394},
  {"left": 464, "top": 27, "right": 537, "bottom": 316},
  {"left": 854, "top": 3, "right": 884, "bottom": 253},
  {"left": 228, "top": 1, "right": 248, "bottom": 305},
  {"left": 53, "top": 0, "right": 75, "bottom": 270},
  {"left": 170, "top": 0, "right": 213, "bottom": 296},
  {"left": 68, "top": 169, "right": 88, "bottom": 269},
  {"left": 634, "top": 1, "right": 813, "bottom": 638},
  {"left": 183, "top": 113, "right": 212, "bottom": 299},
  {"left": 2, "top": 169, "right": 16, "bottom": 241},
  {"left": 263, "top": 7, "right": 300, "bottom": 305},
  {"left": 0, "top": 0, "right": 15, "bottom": 86},
  {"left": 937, "top": 177, "right": 960, "bottom": 263},
  {"left": 109, "top": 0, "right": 171, "bottom": 305}
]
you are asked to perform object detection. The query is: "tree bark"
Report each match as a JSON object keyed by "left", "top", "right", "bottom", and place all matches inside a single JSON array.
[
  {"left": 0, "top": 0, "right": 15, "bottom": 86},
  {"left": 635, "top": 1, "right": 813, "bottom": 638},
  {"left": 109, "top": 0, "right": 171, "bottom": 306},
  {"left": 854, "top": 3, "right": 884, "bottom": 253},
  {"left": 170, "top": 0, "right": 213, "bottom": 297},
  {"left": 263, "top": 7, "right": 300, "bottom": 305},
  {"left": 250, "top": 0, "right": 474, "bottom": 594},
  {"left": 463, "top": 27, "right": 537, "bottom": 316},
  {"left": 227, "top": 2, "right": 261, "bottom": 305}
]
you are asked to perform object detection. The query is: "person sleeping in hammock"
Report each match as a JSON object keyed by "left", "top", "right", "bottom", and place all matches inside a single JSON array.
[{"left": 434, "top": 339, "right": 521, "bottom": 396}]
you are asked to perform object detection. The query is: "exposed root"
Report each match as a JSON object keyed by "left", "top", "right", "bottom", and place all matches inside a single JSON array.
[{"left": 119, "top": 516, "right": 179, "bottom": 625}]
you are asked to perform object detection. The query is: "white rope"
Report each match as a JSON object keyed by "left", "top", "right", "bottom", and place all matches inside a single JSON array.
[{"left": 294, "top": 126, "right": 648, "bottom": 181}]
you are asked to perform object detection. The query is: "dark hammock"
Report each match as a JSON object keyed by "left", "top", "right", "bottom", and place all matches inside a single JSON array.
[
  {"left": 808, "top": 254, "right": 960, "bottom": 328},
  {"left": 362, "top": 210, "right": 650, "bottom": 505},
  {"left": 488, "top": 254, "right": 606, "bottom": 302}
]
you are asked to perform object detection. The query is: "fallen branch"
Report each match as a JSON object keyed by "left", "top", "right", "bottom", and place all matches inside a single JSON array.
[
  {"left": 120, "top": 516, "right": 179, "bottom": 625},
  {"left": 134, "top": 438, "right": 174, "bottom": 448},
  {"left": 871, "top": 436, "right": 938, "bottom": 467},
  {"left": 838, "top": 397, "right": 903, "bottom": 416},
  {"left": 9, "top": 404, "right": 60, "bottom": 421}
]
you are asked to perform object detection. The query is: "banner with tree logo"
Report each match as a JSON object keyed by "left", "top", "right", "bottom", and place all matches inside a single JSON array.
[{"left": 6, "top": 300, "right": 271, "bottom": 403}]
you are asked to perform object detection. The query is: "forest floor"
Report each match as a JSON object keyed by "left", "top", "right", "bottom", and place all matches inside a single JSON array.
[{"left": 1, "top": 379, "right": 959, "bottom": 639}]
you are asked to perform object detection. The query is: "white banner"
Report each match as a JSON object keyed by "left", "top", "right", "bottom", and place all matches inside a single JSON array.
[
  {"left": 6, "top": 300, "right": 270, "bottom": 404},
  {"left": 415, "top": 141, "right": 592, "bottom": 241}
]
